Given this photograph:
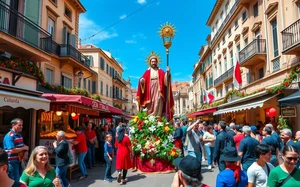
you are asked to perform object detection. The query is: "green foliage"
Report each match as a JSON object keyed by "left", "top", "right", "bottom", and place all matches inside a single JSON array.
[{"left": 277, "top": 115, "right": 291, "bottom": 130}]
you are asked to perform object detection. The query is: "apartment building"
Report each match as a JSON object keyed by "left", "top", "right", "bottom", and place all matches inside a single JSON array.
[
  {"left": 202, "top": 0, "right": 300, "bottom": 125},
  {"left": 172, "top": 81, "right": 190, "bottom": 117},
  {"left": 125, "top": 81, "right": 133, "bottom": 115}
]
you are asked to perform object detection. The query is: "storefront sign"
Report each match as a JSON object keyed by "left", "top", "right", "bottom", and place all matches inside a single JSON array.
[
  {"left": 92, "top": 100, "right": 109, "bottom": 111},
  {"left": 281, "top": 107, "right": 297, "bottom": 117},
  {"left": 39, "top": 139, "right": 55, "bottom": 154},
  {"left": 4, "top": 97, "right": 19, "bottom": 103},
  {"left": 0, "top": 70, "right": 37, "bottom": 90}
]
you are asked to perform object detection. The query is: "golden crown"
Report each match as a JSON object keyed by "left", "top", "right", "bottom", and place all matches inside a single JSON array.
[{"left": 145, "top": 51, "right": 162, "bottom": 66}]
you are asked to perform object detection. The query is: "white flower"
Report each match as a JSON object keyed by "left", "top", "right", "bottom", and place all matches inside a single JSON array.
[
  {"left": 142, "top": 108, "right": 148, "bottom": 112},
  {"left": 148, "top": 116, "right": 156, "bottom": 123},
  {"left": 149, "top": 125, "right": 156, "bottom": 133},
  {"left": 163, "top": 152, "right": 167, "bottom": 155},
  {"left": 157, "top": 121, "right": 163, "bottom": 127},
  {"left": 144, "top": 120, "right": 149, "bottom": 124},
  {"left": 130, "top": 127, "right": 135, "bottom": 134},
  {"left": 137, "top": 144, "right": 142, "bottom": 149},
  {"left": 166, "top": 122, "right": 169, "bottom": 125},
  {"left": 162, "top": 140, "right": 168, "bottom": 148},
  {"left": 168, "top": 135, "right": 174, "bottom": 142},
  {"left": 141, "top": 153, "right": 145, "bottom": 157}
]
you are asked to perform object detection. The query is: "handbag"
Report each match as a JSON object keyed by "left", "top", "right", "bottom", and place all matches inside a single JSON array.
[{"left": 276, "top": 168, "right": 297, "bottom": 187}]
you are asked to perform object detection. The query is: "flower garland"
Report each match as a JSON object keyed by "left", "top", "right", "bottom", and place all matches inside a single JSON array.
[
  {"left": 129, "top": 110, "right": 181, "bottom": 162},
  {"left": 187, "top": 65, "right": 300, "bottom": 114},
  {"left": 0, "top": 58, "right": 101, "bottom": 101}
]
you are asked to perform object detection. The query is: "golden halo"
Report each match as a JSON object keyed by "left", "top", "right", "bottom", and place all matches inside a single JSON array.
[
  {"left": 145, "top": 51, "right": 162, "bottom": 67},
  {"left": 158, "top": 22, "right": 177, "bottom": 39}
]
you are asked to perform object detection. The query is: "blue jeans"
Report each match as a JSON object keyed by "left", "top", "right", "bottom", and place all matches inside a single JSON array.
[
  {"left": 104, "top": 156, "right": 112, "bottom": 179},
  {"left": 204, "top": 145, "right": 214, "bottom": 166},
  {"left": 56, "top": 165, "right": 69, "bottom": 187},
  {"left": 87, "top": 144, "right": 95, "bottom": 167},
  {"left": 8, "top": 162, "right": 22, "bottom": 181},
  {"left": 78, "top": 152, "right": 88, "bottom": 176},
  {"left": 188, "top": 151, "right": 202, "bottom": 170}
]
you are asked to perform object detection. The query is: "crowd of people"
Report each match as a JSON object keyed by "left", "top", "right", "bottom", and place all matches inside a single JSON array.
[{"left": 171, "top": 119, "right": 300, "bottom": 187}]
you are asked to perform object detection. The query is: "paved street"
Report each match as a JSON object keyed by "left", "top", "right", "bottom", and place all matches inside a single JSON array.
[{"left": 70, "top": 160, "right": 218, "bottom": 187}]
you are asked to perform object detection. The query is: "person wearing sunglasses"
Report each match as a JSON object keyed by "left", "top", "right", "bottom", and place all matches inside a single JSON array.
[
  {"left": 267, "top": 145, "right": 300, "bottom": 187},
  {"left": 0, "top": 148, "right": 27, "bottom": 187}
]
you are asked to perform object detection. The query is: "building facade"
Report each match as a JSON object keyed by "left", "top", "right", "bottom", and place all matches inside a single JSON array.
[{"left": 172, "top": 82, "right": 190, "bottom": 117}]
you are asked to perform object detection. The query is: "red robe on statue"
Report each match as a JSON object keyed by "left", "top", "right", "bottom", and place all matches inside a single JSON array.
[{"left": 136, "top": 68, "right": 174, "bottom": 121}]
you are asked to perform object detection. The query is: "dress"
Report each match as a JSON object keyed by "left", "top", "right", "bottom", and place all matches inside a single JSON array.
[{"left": 115, "top": 136, "right": 132, "bottom": 170}]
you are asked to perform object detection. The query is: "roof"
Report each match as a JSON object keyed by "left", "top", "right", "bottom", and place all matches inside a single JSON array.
[
  {"left": 71, "top": 0, "right": 86, "bottom": 13},
  {"left": 206, "top": 0, "right": 225, "bottom": 26},
  {"left": 172, "top": 82, "right": 190, "bottom": 92}
]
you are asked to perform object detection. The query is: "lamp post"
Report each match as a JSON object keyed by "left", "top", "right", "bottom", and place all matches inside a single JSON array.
[
  {"left": 159, "top": 22, "right": 176, "bottom": 120},
  {"left": 77, "top": 70, "right": 84, "bottom": 88}
]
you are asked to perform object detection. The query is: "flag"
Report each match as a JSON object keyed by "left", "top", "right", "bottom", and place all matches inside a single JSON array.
[
  {"left": 204, "top": 89, "right": 214, "bottom": 104},
  {"left": 233, "top": 59, "right": 242, "bottom": 89}
]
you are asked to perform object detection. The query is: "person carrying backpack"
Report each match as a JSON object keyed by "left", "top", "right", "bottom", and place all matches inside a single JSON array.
[{"left": 213, "top": 121, "right": 236, "bottom": 171}]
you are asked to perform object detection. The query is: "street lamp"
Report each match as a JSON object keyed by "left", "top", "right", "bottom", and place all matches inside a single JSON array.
[
  {"left": 159, "top": 22, "right": 176, "bottom": 120},
  {"left": 77, "top": 70, "right": 84, "bottom": 88}
]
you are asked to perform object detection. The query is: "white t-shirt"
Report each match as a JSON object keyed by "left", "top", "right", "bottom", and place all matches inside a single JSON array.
[
  {"left": 247, "top": 162, "right": 274, "bottom": 187},
  {"left": 203, "top": 132, "right": 215, "bottom": 147}
]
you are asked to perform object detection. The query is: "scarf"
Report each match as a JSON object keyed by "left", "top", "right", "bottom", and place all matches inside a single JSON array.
[{"left": 226, "top": 163, "right": 241, "bottom": 184}]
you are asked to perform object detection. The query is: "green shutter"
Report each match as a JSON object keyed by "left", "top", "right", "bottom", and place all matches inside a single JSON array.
[{"left": 24, "top": 0, "right": 40, "bottom": 47}]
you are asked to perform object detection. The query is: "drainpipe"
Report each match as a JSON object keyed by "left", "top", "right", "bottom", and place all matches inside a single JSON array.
[{"left": 263, "top": 0, "right": 270, "bottom": 73}]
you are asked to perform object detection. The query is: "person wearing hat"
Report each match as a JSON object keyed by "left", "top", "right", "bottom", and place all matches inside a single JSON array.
[
  {"left": 216, "top": 147, "right": 248, "bottom": 187},
  {"left": 250, "top": 126, "right": 260, "bottom": 142},
  {"left": 172, "top": 155, "right": 210, "bottom": 187}
]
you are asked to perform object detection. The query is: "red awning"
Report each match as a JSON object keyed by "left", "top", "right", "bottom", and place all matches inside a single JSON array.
[{"left": 186, "top": 107, "right": 217, "bottom": 118}]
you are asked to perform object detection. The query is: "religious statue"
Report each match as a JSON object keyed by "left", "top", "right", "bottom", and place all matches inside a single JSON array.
[{"left": 136, "top": 51, "right": 174, "bottom": 121}]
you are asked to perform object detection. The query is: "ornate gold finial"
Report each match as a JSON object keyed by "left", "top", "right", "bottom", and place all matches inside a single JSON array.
[
  {"left": 145, "top": 51, "right": 162, "bottom": 67},
  {"left": 158, "top": 22, "right": 177, "bottom": 52}
]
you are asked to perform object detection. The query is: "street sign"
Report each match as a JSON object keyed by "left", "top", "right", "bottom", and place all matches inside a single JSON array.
[{"left": 281, "top": 107, "right": 297, "bottom": 117}]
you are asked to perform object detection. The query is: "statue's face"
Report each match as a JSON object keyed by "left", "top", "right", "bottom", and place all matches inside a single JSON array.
[{"left": 150, "top": 58, "right": 158, "bottom": 68}]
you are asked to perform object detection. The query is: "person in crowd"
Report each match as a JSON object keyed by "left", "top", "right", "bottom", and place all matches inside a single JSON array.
[
  {"left": 187, "top": 119, "right": 203, "bottom": 166},
  {"left": 213, "top": 121, "right": 235, "bottom": 171},
  {"left": 3, "top": 118, "right": 29, "bottom": 181},
  {"left": 202, "top": 125, "right": 216, "bottom": 171},
  {"left": 20, "top": 146, "right": 61, "bottom": 187},
  {"left": 216, "top": 147, "right": 248, "bottom": 187},
  {"left": 250, "top": 126, "right": 260, "bottom": 141},
  {"left": 247, "top": 144, "right": 274, "bottom": 187},
  {"left": 228, "top": 123, "right": 236, "bottom": 137},
  {"left": 180, "top": 121, "right": 188, "bottom": 151},
  {"left": 281, "top": 128, "right": 296, "bottom": 147},
  {"left": 199, "top": 123, "right": 206, "bottom": 162},
  {"left": 265, "top": 124, "right": 283, "bottom": 150},
  {"left": 171, "top": 155, "right": 210, "bottom": 187},
  {"left": 70, "top": 127, "right": 88, "bottom": 180},
  {"left": 173, "top": 122, "right": 183, "bottom": 156},
  {"left": 53, "top": 131, "right": 70, "bottom": 187},
  {"left": 84, "top": 122, "right": 98, "bottom": 169},
  {"left": 262, "top": 126, "right": 279, "bottom": 167},
  {"left": 267, "top": 145, "right": 300, "bottom": 186},
  {"left": 213, "top": 123, "right": 219, "bottom": 136},
  {"left": 0, "top": 148, "right": 27, "bottom": 187},
  {"left": 115, "top": 127, "right": 132, "bottom": 184},
  {"left": 233, "top": 125, "right": 244, "bottom": 150},
  {"left": 103, "top": 134, "right": 115, "bottom": 183},
  {"left": 294, "top": 131, "right": 300, "bottom": 168},
  {"left": 238, "top": 126, "right": 259, "bottom": 172}
]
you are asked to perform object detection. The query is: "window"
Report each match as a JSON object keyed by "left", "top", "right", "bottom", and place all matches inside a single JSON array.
[
  {"left": 50, "top": 0, "right": 57, "bottom": 4},
  {"left": 225, "top": 85, "right": 229, "bottom": 93},
  {"left": 259, "top": 68, "right": 264, "bottom": 79},
  {"left": 88, "top": 80, "right": 91, "bottom": 92},
  {"left": 220, "top": 12, "right": 224, "bottom": 22},
  {"left": 225, "top": 3, "right": 229, "bottom": 14},
  {"left": 253, "top": 2, "right": 258, "bottom": 17},
  {"left": 100, "top": 57, "right": 105, "bottom": 70},
  {"left": 219, "top": 62, "right": 222, "bottom": 75},
  {"left": 217, "top": 43, "right": 220, "bottom": 50},
  {"left": 106, "top": 84, "right": 109, "bottom": 97},
  {"left": 106, "top": 64, "right": 109, "bottom": 74},
  {"left": 236, "top": 44, "right": 240, "bottom": 53},
  {"left": 100, "top": 81, "right": 103, "bottom": 94},
  {"left": 298, "top": 3, "right": 300, "bottom": 18},
  {"left": 220, "top": 89, "right": 223, "bottom": 97},
  {"left": 222, "top": 36, "right": 225, "bottom": 43},
  {"left": 47, "top": 18, "right": 55, "bottom": 38},
  {"left": 224, "top": 57, "right": 227, "bottom": 71},
  {"left": 242, "top": 11, "right": 247, "bottom": 21},
  {"left": 271, "top": 19, "right": 279, "bottom": 57},
  {"left": 64, "top": 5, "right": 72, "bottom": 19},
  {"left": 62, "top": 75, "right": 72, "bottom": 89},
  {"left": 235, "top": 20, "right": 238, "bottom": 28},
  {"left": 45, "top": 68, "right": 53, "bottom": 85},
  {"left": 215, "top": 65, "right": 217, "bottom": 77},
  {"left": 244, "top": 38, "right": 248, "bottom": 46},
  {"left": 110, "top": 86, "right": 112, "bottom": 98},
  {"left": 228, "top": 28, "right": 231, "bottom": 36},
  {"left": 230, "top": 51, "right": 234, "bottom": 67},
  {"left": 83, "top": 79, "right": 86, "bottom": 89}
]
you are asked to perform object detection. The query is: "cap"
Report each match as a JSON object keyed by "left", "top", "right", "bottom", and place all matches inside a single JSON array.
[
  {"left": 236, "top": 125, "right": 243, "bottom": 132},
  {"left": 174, "top": 155, "right": 201, "bottom": 179},
  {"left": 250, "top": 126, "right": 257, "bottom": 132}
]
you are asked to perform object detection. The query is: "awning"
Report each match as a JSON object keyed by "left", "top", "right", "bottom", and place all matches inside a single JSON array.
[
  {"left": 278, "top": 91, "right": 300, "bottom": 106},
  {"left": 186, "top": 107, "right": 217, "bottom": 118},
  {"left": 214, "top": 94, "right": 277, "bottom": 115},
  {"left": 122, "top": 112, "right": 133, "bottom": 120},
  {"left": 0, "top": 90, "right": 50, "bottom": 111}
]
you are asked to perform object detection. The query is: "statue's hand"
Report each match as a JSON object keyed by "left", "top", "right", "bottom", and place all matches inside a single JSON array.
[
  {"left": 166, "top": 66, "right": 170, "bottom": 72},
  {"left": 140, "top": 78, "right": 145, "bottom": 84}
]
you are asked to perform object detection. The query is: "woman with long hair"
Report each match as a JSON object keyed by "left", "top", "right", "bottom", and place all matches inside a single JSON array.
[
  {"left": 202, "top": 125, "right": 216, "bottom": 171},
  {"left": 267, "top": 145, "right": 300, "bottom": 187},
  {"left": 20, "top": 146, "right": 61, "bottom": 187},
  {"left": 115, "top": 127, "right": 132, "bottom": 184}
]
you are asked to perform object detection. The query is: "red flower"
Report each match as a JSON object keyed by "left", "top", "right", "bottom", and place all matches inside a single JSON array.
[
  {"left": 284, "top": 82, "right": 290, "bottom": 87},
  {"left": 137, "top": 125, "right": 142, "bottom": 130},
  {"left": 172, "top": 147, "right": 177, "bottom": 152},
  {"left": 157, "top": 117, "right": 162, "bottom": 121},
  {"left": 155, "top": 137, "right": 160, "bottom": 142},
  {"left": 142, "top": 149, "right": 147, "bottom": 154}
]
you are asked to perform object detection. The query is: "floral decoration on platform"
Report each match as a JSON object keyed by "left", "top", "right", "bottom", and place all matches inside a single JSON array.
[
  {"left": 0, "top": 58, "right": 101, "bottom": 101},
  {"left": 187, "top": 65, "right": 300, "bottom": 114},
  {"left": 129, "top": 109, "right": 181, "bottom": 162}
]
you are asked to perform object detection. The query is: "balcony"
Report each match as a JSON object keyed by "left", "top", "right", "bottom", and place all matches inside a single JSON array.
[
  {"left": 60, "top": 44, "right": 90, "bottom": 67},
  {"left": 282, "top": 19, "right": 300, "bottom": 55},
  {"left": 40, "top": 37, "right": 61, "bottom": 56},
  {"left": 113, "top": 95, "right": 128, "bottom": 102},
  {"left": 239, "top": 39, "right": 266, "bottom": 67},
  {"left": 113, "top": 74, "right": 127, "bottom": 87},
  {"left": 0, "top": 2, "right": 52, "bottom": 60},
  {"left": 211, "top": 0, "right": 240, "bottom": 45},
  {"left": 214, "top": 67, "right": 234, "bottom": 86}
]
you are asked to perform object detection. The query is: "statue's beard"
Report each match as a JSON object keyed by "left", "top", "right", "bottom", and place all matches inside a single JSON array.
[{"left": 151, "top": 64, "right": 157, "bottom": 69}]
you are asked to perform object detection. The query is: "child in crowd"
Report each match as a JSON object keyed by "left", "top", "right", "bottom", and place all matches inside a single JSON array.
[{"left": 104, "top": 134, "right": 115, "bottom": 182}]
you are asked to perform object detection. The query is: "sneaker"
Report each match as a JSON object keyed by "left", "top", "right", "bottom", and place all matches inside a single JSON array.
[
  {"left": 104, "top": 178, "right": 112, "bottom": 183},
  {"left": 202, "top": 158, "right": 206, "bottom": 162},
  {"left": 109, "top": 176, "right": 117, "bottom": 180},
  {"left": 77, "top": 176, "right": 85, "bottom": 181},
  {"left": 117, "top": 172, "right": 122, "bottom": 183},
  {"left": 208, "top": 165, "right": 212, "bottom": 170},
  {"left": 122, "top": 179, "right": 127, "bottom": 184}
]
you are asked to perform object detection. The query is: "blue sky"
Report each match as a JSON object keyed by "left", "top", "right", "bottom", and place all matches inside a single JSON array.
[{"left": 79, "top": 0, "right": 215, "bottom": 89}]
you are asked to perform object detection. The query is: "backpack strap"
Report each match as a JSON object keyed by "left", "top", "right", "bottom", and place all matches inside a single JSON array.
[{"left": 266, "top": 163, "right": 270, "bottom": 176}]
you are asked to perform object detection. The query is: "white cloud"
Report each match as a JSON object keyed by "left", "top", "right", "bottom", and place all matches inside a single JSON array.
[
  {"left": 79, "top": 15, "right": 118, "bottom": 43},
  {"left": 120, "top": 14, "right": 127, "bottom": 19},
  {"left": 125, "top": 40, "right": 137, "bottom": 44},
  {"left": 137, "top": 0, "right": 147, "bottom": 4}
]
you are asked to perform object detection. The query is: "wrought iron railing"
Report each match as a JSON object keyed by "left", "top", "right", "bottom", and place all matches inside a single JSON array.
[
  {"left": 239, "top": 39, "right": 266, "bottom": 65},
  {"left": 40, "top": 37, "right": 61, "bottom": 56},
  {"left": 214, "top": 67, "right": 234, "bottom": 86},
  {"left": 282, "top": 19, "right": 300, "bottom": 52},
  {"left": 60, "top": 44, "right": 89, "bottom": 66},
  {"left": 0, "top": 1, "right": 51, "bottom": 52},
  {"left": 113, "top": 74, "right": 126, "bottom": 86},
  {"left": 211, "top": 0, "right": 240, "bottom": 45}
]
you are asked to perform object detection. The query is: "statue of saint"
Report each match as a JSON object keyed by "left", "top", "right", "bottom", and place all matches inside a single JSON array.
[{"left": 136, "top": 51, "right": 174, "bottom": 121}]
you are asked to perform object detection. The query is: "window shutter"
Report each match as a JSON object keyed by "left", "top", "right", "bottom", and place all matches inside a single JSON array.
[
  {"left": 92, "top": 81, "right": 96, "bottom": 93},
  {"left": 62, "top": 27, "right": 68, "bottom": 44},
  {"left": 83, "top": 79, "right": 86, "bottom": 89},
  {"left": 70, "top": 34, "right": 76, "bottom": 47}
]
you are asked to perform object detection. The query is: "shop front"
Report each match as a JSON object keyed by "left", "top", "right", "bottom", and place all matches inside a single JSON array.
[{"left": 186, "top": 107, "right": 217, "bottom": 121}]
